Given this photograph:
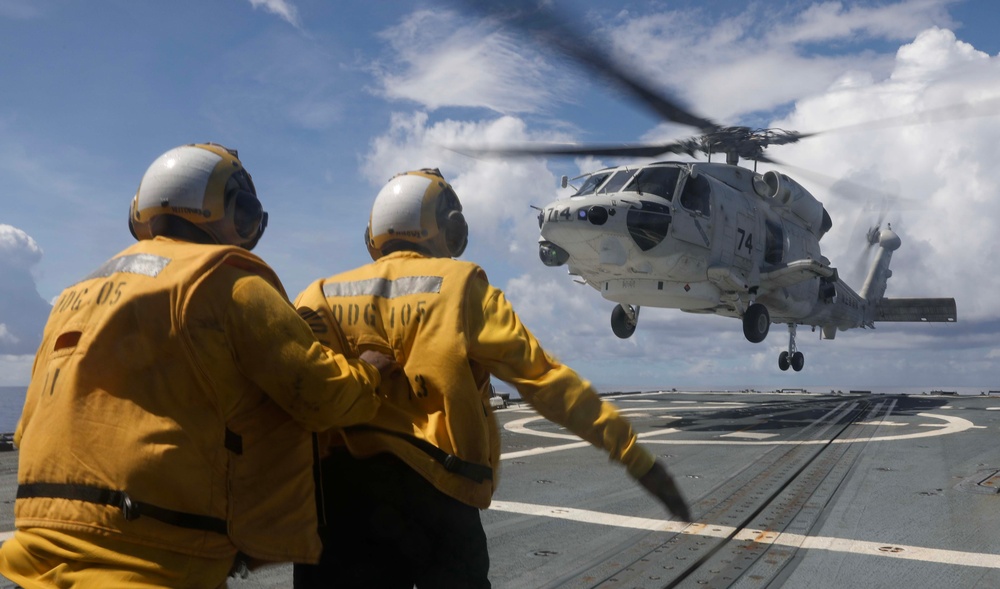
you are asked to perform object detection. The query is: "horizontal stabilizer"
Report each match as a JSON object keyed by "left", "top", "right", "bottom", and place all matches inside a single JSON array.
[{"left": 875, "top": 298, "right": 957, "bottom": 323}]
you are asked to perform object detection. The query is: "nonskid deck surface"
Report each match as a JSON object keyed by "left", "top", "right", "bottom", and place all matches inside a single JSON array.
[{"left": 0, "top": 391, "right": 997, "bottom": 588}]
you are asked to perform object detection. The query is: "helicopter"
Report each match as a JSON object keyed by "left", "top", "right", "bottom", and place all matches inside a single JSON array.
[{"left": 451, "top": 2, "right": 960, "bottom": 372}]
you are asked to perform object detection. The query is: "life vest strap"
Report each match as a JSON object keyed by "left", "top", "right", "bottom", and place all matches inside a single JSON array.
[
  {"left": 344, "top": 426, "right": 493, "bottom": 484},
  {"left": 17, "top": 482, "right": 228, "bottom": 534}
]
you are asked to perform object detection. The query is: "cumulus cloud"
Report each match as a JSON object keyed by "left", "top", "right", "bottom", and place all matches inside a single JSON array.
[
  {"left": 372, "top": 9, "right": 568, "bottom": 114},
  {"left": 247, "top": 0, "right": 301, "bottom": 28},
  {"left": 0, "top": 224, "right": 50, "bottom": 356},
  {"left": 768, "top": 27, "right": 1000, "bottom": 321},
  {"left": 0, "top": 222, "right": 42, "bottom": 270}
]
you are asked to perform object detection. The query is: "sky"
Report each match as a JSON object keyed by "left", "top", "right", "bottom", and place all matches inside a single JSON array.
[{"left": 1, "top": 0, "right": 999, "bottom": 392}]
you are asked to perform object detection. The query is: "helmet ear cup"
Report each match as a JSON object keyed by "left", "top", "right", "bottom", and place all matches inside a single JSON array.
[
  {"left": 443, "top": 209, "right": 468, "bottom": 257},
  {"left": 128, "top": 195, "right": 150, "bottom": 241},
  {"left": 232, "top": 190, "right": 265, "bottom": 239},
  {"left": 364, "top": 226, "right": 382, "bottom": 261}
]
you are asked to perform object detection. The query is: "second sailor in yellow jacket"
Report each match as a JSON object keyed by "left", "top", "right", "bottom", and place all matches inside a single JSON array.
[{"left": 292, "top": 168, "right": 690, "bottom": 589}]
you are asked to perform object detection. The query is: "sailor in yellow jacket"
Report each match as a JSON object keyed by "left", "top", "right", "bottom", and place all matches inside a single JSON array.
[
  {"left": 292, "top": 168, "right": 690, "bottom": 589},
  {"left": 0, "top": 143, "right": 394, "bottom": 589}
]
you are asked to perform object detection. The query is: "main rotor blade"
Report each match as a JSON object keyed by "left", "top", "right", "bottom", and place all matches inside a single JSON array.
[
  {"left": 794, "top": 96, "right": 1000, "bottom": 139},
  {"left": 449, "top": 140, "right": 699, "bottom": 160},
  {"left": 454, "top": 0, "right": 718, "bottom": 132}
]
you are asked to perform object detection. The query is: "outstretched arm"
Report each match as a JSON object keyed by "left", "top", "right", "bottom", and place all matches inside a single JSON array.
[{"left": 466, "top": 278, "right": 690, "bottom": 520}]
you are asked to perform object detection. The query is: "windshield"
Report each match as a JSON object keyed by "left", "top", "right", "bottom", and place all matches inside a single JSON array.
[
  {"left": 623, "top": 166, "right": 681, "bottom": 201},
  {"left": 572, "top": 172, "right": 612, "bottom": 196},
  {"left": 598, "top": 169, "right": 638, "bottom": 194}
]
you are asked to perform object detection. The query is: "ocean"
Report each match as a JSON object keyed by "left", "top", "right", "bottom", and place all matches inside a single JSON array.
[{"left": 0, "top": 387, "right": 25, "bottom": 434}]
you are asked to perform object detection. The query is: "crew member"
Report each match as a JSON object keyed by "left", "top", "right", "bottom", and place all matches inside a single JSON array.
[
  {"left": 0, "top": 143, "right": 394, "bottom": 588},
  {"left": 293, "top": 168, "right": 690, "bottom": 588}
]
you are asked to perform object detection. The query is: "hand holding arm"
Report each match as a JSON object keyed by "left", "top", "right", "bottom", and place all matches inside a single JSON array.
[{"left": 359, "top": 349, "right": 400, "bottom": 378}]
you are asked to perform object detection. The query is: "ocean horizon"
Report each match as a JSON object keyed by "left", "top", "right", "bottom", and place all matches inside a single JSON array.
[{"left": 0, "top": 387, "right": 26, "bottom": 433}]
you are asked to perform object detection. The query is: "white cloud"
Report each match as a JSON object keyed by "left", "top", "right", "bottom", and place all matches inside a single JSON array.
[
  {"left": 372, "top": 9, "right": 566, "bottom": 114},
  {"left": 0, "top": 324, "right": 18, "bottom": 345},
  {"left": 247, "top": 0, "right": 301, "bottom": 28},
  {"left": 780, "top": 0, "right": 956, "bottom": 44},
  {"left": 767, "top": 26, "right": 1000, "bottom": 323},
  {"left": 0, "top": 223, "right": 42, "bottom": 270},
  {"left": 0, "top": 225, "right": 50, "bottom": 359}
]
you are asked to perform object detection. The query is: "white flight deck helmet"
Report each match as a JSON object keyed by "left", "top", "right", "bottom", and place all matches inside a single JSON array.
[
  {"left": 129, "top": 143, "right": 268, "bottom": 250},
  {"left": 365, "top": 168, "right": 467, "bottom": 260}
]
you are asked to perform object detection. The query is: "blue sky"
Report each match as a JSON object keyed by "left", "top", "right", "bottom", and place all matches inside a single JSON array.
[{"left": 2, "top": 0, "right": 999, "bottom": 391}]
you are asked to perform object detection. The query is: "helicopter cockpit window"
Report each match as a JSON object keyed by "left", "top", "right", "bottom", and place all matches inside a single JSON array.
[
  {"left": 626, "top": 201, "right": 672, "bottom": 251},
  {"left": 679, "top": 174, "right": 711, "bottom": 216},
  {"left": 622, "top": 166, "right": 681, "bottom": 201},
  {"left": 573, "top": 172, "right": 613, "bottom": 196},
  {"left": 597, "top": 169, "right": 637, "bottom": 194}
]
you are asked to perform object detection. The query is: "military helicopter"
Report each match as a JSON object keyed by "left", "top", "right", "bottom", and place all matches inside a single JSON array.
[{"left": 450, "top": 1, "right": 964, "bottom": 371}]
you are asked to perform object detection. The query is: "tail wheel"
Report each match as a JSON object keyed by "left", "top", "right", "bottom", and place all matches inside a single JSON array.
[
  {"left": 791, "top": 351, "right": 805, "bottom": 372},
  {"left": 611, "top": 304, "right": 637, "bottom": 339},
  {"left": 742, "top": 303, "right": 770, "bottom": 343},
  {"left": 778, "top": 351, "right": 790, "bottom": 371}
]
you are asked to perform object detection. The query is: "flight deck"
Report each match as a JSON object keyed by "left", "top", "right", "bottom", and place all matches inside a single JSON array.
[{"left": 0, "top": 391, "right": 997, "bottom": 588}]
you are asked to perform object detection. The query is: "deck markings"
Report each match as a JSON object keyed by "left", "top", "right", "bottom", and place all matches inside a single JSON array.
[
  {"left": 488, "top": 500, "right": 1000, "bottom": 570},
  {"left": 720, "top": 431, "right": 779, "bottom": 440},
  {"left": 504, "top": 408, "right": 976, "bottom": 449},
  {"left": 500, "top": 428, "right": 680, "bottom": 460}
]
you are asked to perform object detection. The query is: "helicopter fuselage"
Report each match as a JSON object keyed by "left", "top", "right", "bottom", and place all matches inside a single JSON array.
[{"left": 539, "top": 161, "right": 848, "bottom": 325}]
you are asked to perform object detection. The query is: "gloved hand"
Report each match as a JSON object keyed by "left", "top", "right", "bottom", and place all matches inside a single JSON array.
[
  {"left": 638, "top": 460, "right": 692, "bottom": 522},
  {"left": 359, "top": 349, "right": 400, "bottom": 378}
]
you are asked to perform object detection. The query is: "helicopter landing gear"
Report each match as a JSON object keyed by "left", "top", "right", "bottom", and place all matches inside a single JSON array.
[
  {"left": 778, "top": 323, "right": 805, "bottom": 371},
  {"left": 611, "top": 304, "right": 639, "bottom": 339},
  {"left": 742, "top": 303, "right": 769, "bottom": 343}
]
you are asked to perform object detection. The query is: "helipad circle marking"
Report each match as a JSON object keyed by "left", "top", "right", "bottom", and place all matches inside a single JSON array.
[{"left": 503, "top": 407, "right": 974, "bottom": 448}]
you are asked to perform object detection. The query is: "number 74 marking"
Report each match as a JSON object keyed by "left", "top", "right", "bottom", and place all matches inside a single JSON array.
[{"left": 736, "top": 228, "right": 753, "bottom": 255}]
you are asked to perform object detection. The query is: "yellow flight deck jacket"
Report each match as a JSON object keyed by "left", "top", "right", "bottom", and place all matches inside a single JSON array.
[
  {"left": 0, "top": 237, "right": 381, "bottom": 588},
  {"left": 295, "top": 251, "right": 655, "bottom": 509}
]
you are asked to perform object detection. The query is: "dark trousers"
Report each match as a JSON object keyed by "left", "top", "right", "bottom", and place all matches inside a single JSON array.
[{"left": 293, "top": 451, "right": 491, "bottom": 589}]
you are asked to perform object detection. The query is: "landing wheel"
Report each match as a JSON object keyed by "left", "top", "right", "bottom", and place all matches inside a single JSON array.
[
  {"left": 778, "top": 351, "right": 790, "bottom": 371},
  {"left": 742, "top": 303, "right": 770, "bottom": 343},
  {"left": 611, "top": 304, "right": 637, "bottom": 339},
  {"left": 790, "top": 351, "right": 805, "bottom": 372}
]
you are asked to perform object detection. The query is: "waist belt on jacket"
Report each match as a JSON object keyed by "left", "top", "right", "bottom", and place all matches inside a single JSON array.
[
  {"left": 17, "top": 482, "right": 228, "bottom": 534},
  {"left": 344, "top": 426, "right": 493, "bottom": 484}
]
